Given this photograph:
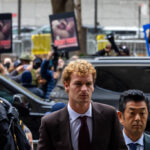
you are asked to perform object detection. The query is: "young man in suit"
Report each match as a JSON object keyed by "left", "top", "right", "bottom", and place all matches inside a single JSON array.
[
  {"left": 37, "top": 59, "right": 127, "bottom": 150},
  {"left": 118, "top": 89, "right": 150, "bottom": 150}
]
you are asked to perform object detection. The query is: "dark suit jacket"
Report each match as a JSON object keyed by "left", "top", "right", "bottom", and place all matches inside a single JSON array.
[
  {"left": 37, "top": 102, "right": 127, "bottom": 150},
  {"left": 144, "top": 133, "right": 150, "bottom": 150}
]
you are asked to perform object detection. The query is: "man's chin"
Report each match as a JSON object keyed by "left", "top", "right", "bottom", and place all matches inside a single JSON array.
[
  {"left": 132, "top": 128, "right": 143, "bottom": 135},
  {"left": 78, "top": 99, "right": 90, "bottom": 104}
]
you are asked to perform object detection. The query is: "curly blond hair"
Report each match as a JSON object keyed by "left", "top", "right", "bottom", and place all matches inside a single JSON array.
[{"left": 62, "top": 59, "right": 96, "bottom": 84}]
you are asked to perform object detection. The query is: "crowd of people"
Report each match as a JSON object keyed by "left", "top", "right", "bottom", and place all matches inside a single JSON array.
[
  {"left": 0, "top": 42, "right": 130, "bottom": 103},
  {"left": 0, "top": 50, "right": 66, "bottom": 150},
  {"left": 93, "top": 43, "right": 130, "bottom": 56},
  {"left": 0, "top": 52, "right": 150, "bottom": 150},
  {"left": 0, "top": 50, "right": 65, "bottom": 100},
  {"left": 0, "top": 43, "right": 150, "bottom": 150}
]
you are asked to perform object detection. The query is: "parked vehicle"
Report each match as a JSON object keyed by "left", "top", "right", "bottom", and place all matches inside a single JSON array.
[
  {"left": 0, "top": 74, "right": 55, "bottom": 139},
  {"left": 50, "top": 56, "right": 150, "bottom": 132},
  {"left": 103, "top": 26, "right": 144, "bottom": 40},
  {"left": 13, "top": 26, "right": 37, "bottom": 39},
  {"left": 31, "top": 25, "right": 51, "bottom": 35}
]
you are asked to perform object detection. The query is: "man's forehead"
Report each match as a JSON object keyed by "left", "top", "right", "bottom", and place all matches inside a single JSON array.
[
  {"left": 70, "top": 73, "right": 93, "bottom": 82},
  {"left": 126, "top": 100, "right": 148, "bottom": 110},
  {"left": 71, "top": 72, "right": 92, "bottom": 78},
  {"left": 128, "top": 107, "right": 147, "bottom": 111}
]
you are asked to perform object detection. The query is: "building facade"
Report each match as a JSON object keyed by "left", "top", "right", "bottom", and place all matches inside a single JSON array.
[{"left": 0, "top": 0, "right": 149, "bottom": 28}]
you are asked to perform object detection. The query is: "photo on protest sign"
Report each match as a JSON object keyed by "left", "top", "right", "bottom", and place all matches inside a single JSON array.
[
  {"left": 49, "top": 12, "right": 80, "bottom": 52},
  {"left": 0, "top": 13, "right": 12, "bottom": 53},
  {"left": 143, "top": 24, "right": 150, "bottom": 56}
]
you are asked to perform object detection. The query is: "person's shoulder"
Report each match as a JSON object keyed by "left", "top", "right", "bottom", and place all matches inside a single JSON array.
[
  {"left": 92, "top": 101, "right": 115, "bottom": 111},
  {"left": 92, "top": 101, "right": 117, "bottom": 115},
  {"left": 92, "top": 102, "right": 119, "bottom": 123},
  {"left": 144, "top": 132, "right": 150, "bottom": 140},
  {"left": 144, "top": 133, "right": 150, "bottom": 149},
  {"left": 41, "top": 106, "right": 67, "bottom": 124}
]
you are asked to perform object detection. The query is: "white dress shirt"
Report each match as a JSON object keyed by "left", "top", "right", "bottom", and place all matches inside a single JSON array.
[
  {"left": 123, "top": 130, "right": 144, "bottom": 150},
  {"left": 67, "top": 103, "right": 92, "bottom": 150}
]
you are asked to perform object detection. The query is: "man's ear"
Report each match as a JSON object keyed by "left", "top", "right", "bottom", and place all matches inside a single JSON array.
[
  {"left": 64, "top": 81, "right": 69, "bottom": 93},
  {"left": 117, "top": 111, "right": 124, "bottom": 125}
]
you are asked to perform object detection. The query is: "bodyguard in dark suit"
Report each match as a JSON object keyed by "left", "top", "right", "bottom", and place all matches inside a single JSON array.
[
  {"left": 37, "top": 59, "right": 127, "bottom": 150},
  {"left": 118, "top": 89, "right": 150, "bottom": 150}
]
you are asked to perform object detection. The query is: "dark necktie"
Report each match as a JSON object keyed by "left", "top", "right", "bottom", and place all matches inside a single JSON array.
[
  {"left": 128, "top": 143, "right": 137, "bottom": 150},
  {"left": 78, "top": 116, "right": 90, "bottom": 150}
]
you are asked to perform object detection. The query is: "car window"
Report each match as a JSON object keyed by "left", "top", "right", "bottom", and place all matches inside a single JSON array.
[
  {"left": 13, "top": 28, "right": 18, "bottom": 34},
  {"left": 41, "top": 27, "right": 51, "bottom": 34},
  {"left": 0, "top": 83, "right": 14, "bottom": 103},
  {"left": 31, "top": 26, "right": 51, "bottom": 35},
  {"left": 95, "top": 66, "right": 150, "bottom": 93},
  {"left": 112, "top": 31, "right": 136, "bottom": 35}
]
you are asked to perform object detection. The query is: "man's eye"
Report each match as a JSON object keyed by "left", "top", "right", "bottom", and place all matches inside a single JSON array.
[
  {"left": 86, "top": 82, "right": 92, "bottom": 86},
  {"left": 140, "top": 112, "right": 145, "bottom": 116},
  {"left": 75, "top": 82, "right": 82, "bottom": 86},
  {"left": 130, "top": 112, "right": 135, "bottom": 115}
]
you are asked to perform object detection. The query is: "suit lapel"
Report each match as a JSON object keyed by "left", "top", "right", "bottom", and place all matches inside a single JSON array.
[
  {"left": 91, "top": 102, "right": 105, "bottom": 149},
  {"left": 58, "top": 107, "right": 74, "bottom": 150}
]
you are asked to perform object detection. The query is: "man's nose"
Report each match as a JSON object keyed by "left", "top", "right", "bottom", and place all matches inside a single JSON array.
[
  {"left": 81, "top": 84, "right": 87, "bottom": 91},
  {"left": 135, "top": 114, "right": 141, "bottom": 121}
]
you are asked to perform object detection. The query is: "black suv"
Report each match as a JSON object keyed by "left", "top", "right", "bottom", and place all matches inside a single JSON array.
[
  {"left": 0, "top": 75, "right": 55, "bottom": 139},
  {"left": 50, "top": 56, "right": 150, "bottom": 132}
]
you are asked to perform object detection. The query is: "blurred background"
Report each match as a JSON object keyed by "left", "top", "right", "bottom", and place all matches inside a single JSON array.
[{"left": 0, "top": 0, "right": 150, "bottom": 59}]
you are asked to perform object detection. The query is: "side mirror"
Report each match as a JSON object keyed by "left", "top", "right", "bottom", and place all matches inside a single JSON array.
[
  {"left": 13, "top": 94, "right": 23, "bottom": 105},
  {"left": 13, "top": 94, "right": 31, "bottom": 116}
]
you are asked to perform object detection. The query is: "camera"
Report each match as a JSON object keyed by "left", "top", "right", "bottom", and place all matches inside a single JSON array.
[
  {"left": 106, "top": 33, "right": 120, "bottom": 54},
  {"left": 51, "top": 44, "right": 59, "bottom": 72}
]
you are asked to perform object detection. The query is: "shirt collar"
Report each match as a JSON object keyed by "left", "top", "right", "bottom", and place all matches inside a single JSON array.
[
  {"left": 67, "top": 103, "right": 92, "bottom": 122},
  {"left": 123, "top": 130, "right": 144, "bottom": 146}
]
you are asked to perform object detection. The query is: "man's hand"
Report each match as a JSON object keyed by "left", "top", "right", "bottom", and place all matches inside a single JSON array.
[
  {"left": 16, "top": 65, "right": 24, "bottom": 73},
  {"left": 26, "top": 64, "right": 33, "bottom": 71},
  {"left": 104, "top": 44, "right": 112, "bottom": 53},
  {"left": 47, "top": 51, "right": 54, "bottom": 61}
]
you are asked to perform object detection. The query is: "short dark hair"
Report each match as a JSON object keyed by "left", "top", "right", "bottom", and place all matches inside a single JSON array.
[{"left": 119, "top": 89, "right": 149, "bottom": 113}]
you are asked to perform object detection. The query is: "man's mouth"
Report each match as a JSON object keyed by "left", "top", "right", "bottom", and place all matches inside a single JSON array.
[
  {"left": 80, "top": 94, "right": 88, "bottom": 96},
  {"left": 132, "top": 124, "right": 142, "bottom": 128},
  {"left": 79, "top": 94, "right": 88, "bottom": 97}
]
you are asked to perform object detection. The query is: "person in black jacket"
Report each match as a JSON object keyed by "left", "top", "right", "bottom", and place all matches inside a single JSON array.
[
  {"left": 0, "top": 97, "right": 31, "bottom": 150},
  {"left": 40, "top": 51, "right": 55, "bottom": 99},
  {"left": 93, "top": 43, "right": 113, "bottom": 56},
  {"left": 93, "top": 43, "right": 130, "bottom": 57}
]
